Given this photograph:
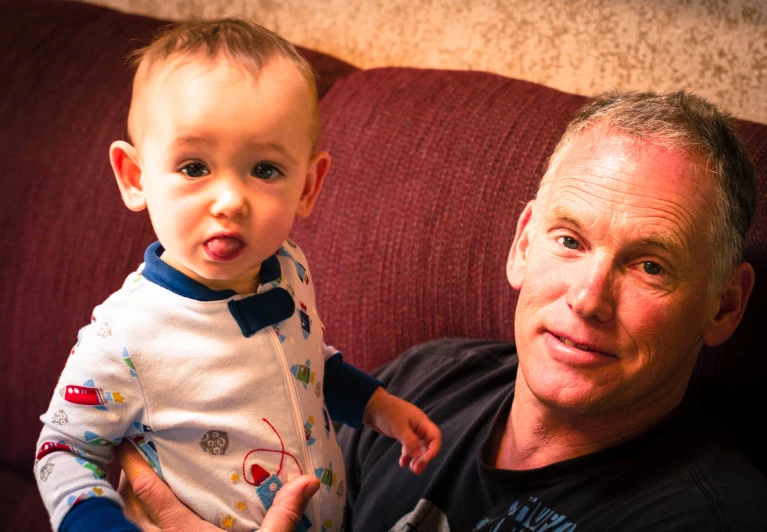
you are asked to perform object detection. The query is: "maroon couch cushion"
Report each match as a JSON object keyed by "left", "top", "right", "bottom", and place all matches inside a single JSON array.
[
  {"left": 295, "top": 67, "right": 767, "bottom": 473},
  {"left": 0, "top": 1, "right": 357, "bottom": 528}
]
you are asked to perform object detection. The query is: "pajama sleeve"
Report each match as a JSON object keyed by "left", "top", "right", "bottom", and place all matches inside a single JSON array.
[
  {"left": 35, "top": 308, "right": 146, "bottom": 531},
  {"left": 322, "top": 343, "right": 383, "bottom": 428}
]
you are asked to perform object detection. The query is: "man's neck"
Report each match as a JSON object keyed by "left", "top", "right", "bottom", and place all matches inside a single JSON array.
[{"left": 493, "top": 372, "right": 683, "bottom": 471}]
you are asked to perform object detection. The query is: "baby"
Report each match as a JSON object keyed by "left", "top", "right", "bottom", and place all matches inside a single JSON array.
[{"left": 35, "top": 18, "right": 441, "bottom": 532}]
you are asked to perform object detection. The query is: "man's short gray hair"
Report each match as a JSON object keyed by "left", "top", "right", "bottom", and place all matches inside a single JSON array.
[{"left": 537, "top": 90, "right": 757, "bottom": 294}]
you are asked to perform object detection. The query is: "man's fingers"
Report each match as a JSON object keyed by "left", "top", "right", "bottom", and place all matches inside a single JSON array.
[
  {"left": 115, "top": 441, "right": 152, "bottom": 485},
  {"left": 118, "top": 466, "right": 158, "bottom": 532},
  {"left": 115, "top": 441, "right": 194, "bottom": 527},
  {"left": 116, "top": 442, "right": 168, "bottom": 524},
  {"left": 260, "top": 475, "right": 320, "bottom": 532}
]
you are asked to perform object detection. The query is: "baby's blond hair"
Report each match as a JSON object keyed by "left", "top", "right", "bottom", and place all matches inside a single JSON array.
[{"left": 126, "top": 17, "right": 319, "bottom": 148}]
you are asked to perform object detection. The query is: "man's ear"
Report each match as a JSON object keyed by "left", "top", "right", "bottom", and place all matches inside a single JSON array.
[
  {"left": 506, "top": 201, "right": 535, "bottom": 290},
  {"left": 702, "top": 262, "right": 755, "bottom": 347},
  {"left": 110, "top": 140, "right": 146, "bottom": 212},
  {"left": 296, "top": 151, "right": 331, "bottom": 219}
]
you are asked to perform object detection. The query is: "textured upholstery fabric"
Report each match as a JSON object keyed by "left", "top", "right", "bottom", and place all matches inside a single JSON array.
[
  {"left": 0, "top": 1, "right": 357, "bottom": 528},
  {"left": 2, "top": 1, "right": 766, "bottom": 530}
]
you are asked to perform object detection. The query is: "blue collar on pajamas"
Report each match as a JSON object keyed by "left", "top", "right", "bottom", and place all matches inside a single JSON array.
[{"left": 142, "top": 241, "right": 295, "bottom": 337}]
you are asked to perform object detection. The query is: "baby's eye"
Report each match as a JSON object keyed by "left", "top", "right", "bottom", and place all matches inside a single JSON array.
[
  {"left": 641, "top": 261, "right": 664, "bottom": 275},
  {"left": 558, "top": 236, "right": 580, "bottom": 250},
  {"left": 180, "top": 163, "right": 209, "bottom": 178},
  {"left": 251, "top": 163, "right": 282, "bottom": 180}
]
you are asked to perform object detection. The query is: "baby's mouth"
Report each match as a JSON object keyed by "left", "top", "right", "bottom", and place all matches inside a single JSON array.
[{"left": 205, "top": 236, "right": 244, "bottom": 260}]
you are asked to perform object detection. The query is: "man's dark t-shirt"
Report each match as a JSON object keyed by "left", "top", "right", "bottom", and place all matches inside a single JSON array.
[{"left": 337, "top": 339, "right": 767, "bottom": 531}]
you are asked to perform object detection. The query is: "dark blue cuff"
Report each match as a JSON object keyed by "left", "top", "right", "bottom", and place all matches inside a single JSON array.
[
  {"left": 60, "top": 497, "right": 139, "bottom": 532},
  {"left": 324, "top": 352, "right": 383, "bottom": 428}
]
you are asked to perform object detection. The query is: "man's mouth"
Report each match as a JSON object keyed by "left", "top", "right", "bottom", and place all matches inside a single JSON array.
[{"left": 559, "top": 336, "right": 594, "bottom": 352}]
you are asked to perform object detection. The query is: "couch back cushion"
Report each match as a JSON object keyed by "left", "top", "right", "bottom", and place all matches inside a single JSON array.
[
  {"left": 293, "top": 67, "right": 767, "bottom": 473},
  {"left": 0, "top": 0, "right": 357, "bottom": 474}
]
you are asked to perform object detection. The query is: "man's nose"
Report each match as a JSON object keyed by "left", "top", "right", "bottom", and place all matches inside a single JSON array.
[
  {"left": 210, "top": 176, "right": 248, "bottom": 219},
  {"left": 566, "top": 255, "right": 616, "bottom": 323}
]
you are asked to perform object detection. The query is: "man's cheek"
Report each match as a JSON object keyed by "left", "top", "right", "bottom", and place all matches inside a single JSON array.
[{"left": 624, "top": 299, "right": 685, "bottom": 348}]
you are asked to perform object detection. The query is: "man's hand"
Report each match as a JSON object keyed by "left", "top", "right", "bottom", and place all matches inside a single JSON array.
[
  {"left": 115, "top": 441, "right": 320, "bottom": 532},
  {"left": 362, "top": 388, "right": 442, "bottom": 475}
]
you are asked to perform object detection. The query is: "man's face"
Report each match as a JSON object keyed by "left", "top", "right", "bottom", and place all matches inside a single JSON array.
[
  {"left": 132, "top": 56, "right": 322, "bottom": 294},
  {"left": 507, "top": 126, "right": 722, "bottom": 418}
]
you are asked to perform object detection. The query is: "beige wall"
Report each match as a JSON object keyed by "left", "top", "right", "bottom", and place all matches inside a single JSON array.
[{"left": 84, "top": 0, "right": 767, "bottom": 124}]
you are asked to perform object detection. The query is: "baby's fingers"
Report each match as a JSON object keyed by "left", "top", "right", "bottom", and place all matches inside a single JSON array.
[
  {"left": 399, "top": 433, "right": 425, "bottom": 462},
  {"left": 414, "top": 418, "right": 442, "bottom": 464},
  {"left": 400, "top": 425, "right": 442, "bottom": 475},
  {"left": 400, "top": 443, "right": 429, "bottom": 475},
  {"left": 399, "top": 452, "right": 412, "bottom": 469}
]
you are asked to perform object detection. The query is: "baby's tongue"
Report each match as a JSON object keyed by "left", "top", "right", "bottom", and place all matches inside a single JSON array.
[{"left": 206, "top": 237, "right": 243, "bottom": 259}]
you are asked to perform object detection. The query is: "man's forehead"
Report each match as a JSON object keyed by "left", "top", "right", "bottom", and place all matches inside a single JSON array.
[{"left": 547, "top": 127, "right": 713, "bottom": 201}]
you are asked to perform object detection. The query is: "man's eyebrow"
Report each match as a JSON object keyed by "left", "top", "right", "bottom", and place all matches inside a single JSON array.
[
  {"left": 547, "top": 206, "right": 585, "bottom": 231},
  {"left": 633, "top": 235, "right": 686, "bottom": 259},
  {"left": 546, "top": 206, "right": 685, "bottom": 258}
]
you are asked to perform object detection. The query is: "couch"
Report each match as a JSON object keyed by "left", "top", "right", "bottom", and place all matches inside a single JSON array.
[{"left": 2, "top": 1, "right": 765, "bottom": 529}]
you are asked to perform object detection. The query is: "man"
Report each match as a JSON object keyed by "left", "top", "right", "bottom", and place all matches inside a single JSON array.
[
  {"left": 118, "top": 90, "right": 767, "bottom": 530},
  {"left": 338, "top": 90, "right": 767, "bottom": 530}
]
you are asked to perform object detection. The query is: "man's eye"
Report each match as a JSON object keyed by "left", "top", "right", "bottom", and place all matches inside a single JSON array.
[
  {"left": 180, "top": 163, "right": 209, "bottom": 178},
  {"left": 642, "top": 262, "right": 664, "bottom": 275},
  {"left": 252, "top": 163, "right": 281, "bottom": 180},
  {"left": 558, "top": 236, "right": 580, "bottom": 250}
]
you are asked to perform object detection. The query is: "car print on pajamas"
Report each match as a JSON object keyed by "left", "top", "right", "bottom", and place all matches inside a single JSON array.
[
  {"left": 59, "top": 379, "right": 124, "bottom": 410},
  {"left": 36, "top": 441, "right": 78, "bottom": 461}
]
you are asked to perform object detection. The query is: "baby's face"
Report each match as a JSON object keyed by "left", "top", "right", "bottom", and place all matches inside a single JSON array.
[{"left": 133, "top": 56, "right": 319, "bottom": 294}]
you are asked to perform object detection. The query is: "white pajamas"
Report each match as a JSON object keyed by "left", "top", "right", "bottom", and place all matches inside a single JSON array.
[{"left": 35, "top": 239, "right": 375, "bottom": 532}]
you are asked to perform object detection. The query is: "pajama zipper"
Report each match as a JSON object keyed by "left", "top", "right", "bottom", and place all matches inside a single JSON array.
[{"left": 268, "top": 325, "right": 319, "bottom": 527}]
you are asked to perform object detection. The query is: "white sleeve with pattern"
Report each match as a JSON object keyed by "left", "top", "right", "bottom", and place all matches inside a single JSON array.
[{"left": 34, "top": 306, "right": 145, "bottom": 531}]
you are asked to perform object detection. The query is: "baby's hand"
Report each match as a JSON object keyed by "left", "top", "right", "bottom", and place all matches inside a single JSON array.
[{"left": 362, "top": 388, "right": 442, "bottom": 475}]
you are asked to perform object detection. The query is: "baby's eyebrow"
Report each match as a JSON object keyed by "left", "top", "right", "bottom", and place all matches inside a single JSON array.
[
  {"left": 171, "top": 135, "right": 210, "bottom": 146},
  {"left": 170, "top": 136, "right": 297, "bottom": 165},
  {"left": 261, "top": 142, "right": 297, "bottom": 166}
]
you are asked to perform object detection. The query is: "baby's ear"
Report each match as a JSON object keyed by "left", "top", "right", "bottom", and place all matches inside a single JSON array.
[
  {"left": 110, "top": 140, "right": 146, "bottom": 211},
  {"left": 296, "top": 151, "right": 331, "bottom": 219}
]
